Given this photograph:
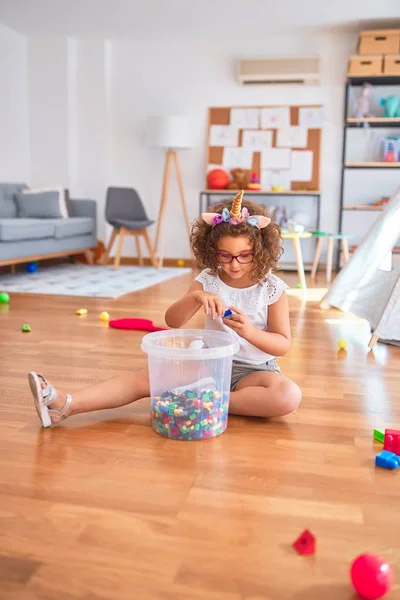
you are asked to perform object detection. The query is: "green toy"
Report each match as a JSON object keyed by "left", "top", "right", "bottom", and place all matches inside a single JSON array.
[
  {"left": 0, "top": 292, "right": 10, "bottom": 304},
  {"left": 380, "top": 96, "right": 400, "bottom": 118},
  {"left": 21, "top": 324, "right": 32, "bottom": 333},
  {"left": 373, "top": 429, "right": 384, "bottom": 443}
]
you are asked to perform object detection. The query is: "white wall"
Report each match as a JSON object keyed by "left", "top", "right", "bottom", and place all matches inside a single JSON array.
[
  {"left": 24, "top": 31, "right": 355, "bottom": 260},
  {"left": 0, "top": 23, "right": 29, "bottom": 183}
]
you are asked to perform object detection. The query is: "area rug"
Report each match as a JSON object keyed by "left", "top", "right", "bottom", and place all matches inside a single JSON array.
[{"left": 0, "top": 264, "right": 192, "bottom": 299}]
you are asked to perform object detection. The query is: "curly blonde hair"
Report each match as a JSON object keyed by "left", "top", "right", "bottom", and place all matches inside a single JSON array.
[{"left": 190, "top": 198, "right": 283, "bottom": 282}]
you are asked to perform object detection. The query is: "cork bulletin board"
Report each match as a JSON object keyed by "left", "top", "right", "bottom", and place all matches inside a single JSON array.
[{"left": 206, "top": 105, "right": 322, "bottom": 192}]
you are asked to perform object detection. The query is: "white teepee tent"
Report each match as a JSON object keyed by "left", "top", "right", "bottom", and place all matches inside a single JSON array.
[{"left": 321, "top": 189, "right": 400, "bottom": 349}]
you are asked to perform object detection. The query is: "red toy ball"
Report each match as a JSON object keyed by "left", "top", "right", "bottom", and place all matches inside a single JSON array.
[
  {"left": 350, "top": 553, "right": 393, "bottom": 600},
  {"left": 207, "top": 168, "right": 230, "bottom": 190}
]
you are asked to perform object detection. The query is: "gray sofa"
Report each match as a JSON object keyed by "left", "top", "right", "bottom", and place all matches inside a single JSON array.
[{"left": 0, "top": 183, "right": 97, "bottom": 267}]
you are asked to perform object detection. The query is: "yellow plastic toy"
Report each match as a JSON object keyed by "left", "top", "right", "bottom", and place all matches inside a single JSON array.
[
  {"left": 100, "top": 311, "right": 110, "bottom": 321},
  {"left": 338, "top": 338, "right": 348, "bottom": 350},
  {"left": 76, "top": 308, "right": 88, "bottom": 316}
]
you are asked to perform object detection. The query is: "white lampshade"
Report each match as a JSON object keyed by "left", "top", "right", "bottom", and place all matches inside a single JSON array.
[{"left": 146, "top": 115, "right": 192, "bottom": 149}]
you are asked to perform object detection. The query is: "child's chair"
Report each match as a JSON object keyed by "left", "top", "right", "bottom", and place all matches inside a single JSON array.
[
  {"left": 99, "top": 187, "right": 158, "bottom": 270},
  {"left": 311, "top": 232, "right": 352, "bottom": 283}
]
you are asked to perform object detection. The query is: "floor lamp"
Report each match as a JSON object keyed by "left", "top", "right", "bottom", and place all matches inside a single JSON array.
[{"left": 146, "top": 116, "right": 192, "bottom": 267}]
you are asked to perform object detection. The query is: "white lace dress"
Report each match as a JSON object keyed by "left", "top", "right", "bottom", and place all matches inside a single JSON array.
[{"left": 195, "top": 269, "right": 289, "bottom": 365}]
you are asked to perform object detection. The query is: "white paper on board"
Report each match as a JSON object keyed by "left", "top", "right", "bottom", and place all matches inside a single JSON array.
[
  {"left": 261, "top": 170, "right": 292, "bottom": 191},
  {"left": 242, "top": 130, "right": 273, "bottom": 150},
  {"left": 209, "top": 125, "right": 239, "bottom": 147},
  {"left": 277, "top": 127, "right": 308, "bottom": 148},
  {"left": 260, "top": 107, "right": 290, "bottom": 129},
  {"left": 298, "top": 107, "right": 324, "bottom": 128},
  {"left": 230, "top": 108, "right": 259, "bottom": 129},
  {"left": 261, "top": 148, "right": 291, "bottom": 170},
  {"left": 223, "top": 147, "right": 253, "bottom": 169},
  {"left": 291, "top": 150, "right": 313, "bottom": 181}
]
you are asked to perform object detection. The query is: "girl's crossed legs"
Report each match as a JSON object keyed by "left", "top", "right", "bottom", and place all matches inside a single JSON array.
[{"left": 29, "top": 368, "right": 301, "bottom": 427}]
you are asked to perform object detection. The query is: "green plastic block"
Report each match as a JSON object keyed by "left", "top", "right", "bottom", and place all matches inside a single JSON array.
[{"left": 373, "top": 429, "right": 384, "bottom": 443}]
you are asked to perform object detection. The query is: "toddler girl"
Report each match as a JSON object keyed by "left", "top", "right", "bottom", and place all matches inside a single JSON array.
[{"left": 29, "top": 191, "right": 301, "bottom": 427}]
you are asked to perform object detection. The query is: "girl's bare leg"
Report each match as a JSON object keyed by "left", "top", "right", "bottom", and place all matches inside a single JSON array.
[
  {"left": 38, "top": 369, "right": 150, "bottom": 423},
  {"left": 229, "top": 371, "right": 301, "bottom": 418}
]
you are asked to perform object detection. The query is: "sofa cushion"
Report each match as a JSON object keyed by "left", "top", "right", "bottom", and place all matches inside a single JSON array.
[
  {"left": 15, "top": 191, "right": 62, "bottom": 219},
  {"left": 53, "top": 217, "right": 94, "bottom": 239},
  {"left": 0, "top": 219, "right": 55, "bottom": 242},
  {"left": 0, "top": 183, "right": 27, "bottom": 218}
]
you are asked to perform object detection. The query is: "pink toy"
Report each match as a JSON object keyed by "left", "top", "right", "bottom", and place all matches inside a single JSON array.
[
  {"left": 109, "top": 318, "right": 166, "bottom": 332},
  {"left": 383, "top": 428, "right": 400, "bottom": 454},
  {"left": 350, "top": 553, "right": 393, "bottom": 600},
  {"left": 292, "top": 529, "right": 316, "bottom": 555}
]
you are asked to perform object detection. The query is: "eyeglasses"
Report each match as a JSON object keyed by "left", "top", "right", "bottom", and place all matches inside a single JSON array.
[{"left": 216, "top": 252, "right": 254, "bottom": 264}]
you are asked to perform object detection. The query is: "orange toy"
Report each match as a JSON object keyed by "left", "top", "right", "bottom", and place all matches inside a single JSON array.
[{"left": 207, "top": 168, "right": 230, "bottom": 190}]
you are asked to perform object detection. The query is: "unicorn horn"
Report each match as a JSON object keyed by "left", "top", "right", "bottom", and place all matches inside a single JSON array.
[{"left": 230, "top": 190, "right": 243, "bottom": 218}]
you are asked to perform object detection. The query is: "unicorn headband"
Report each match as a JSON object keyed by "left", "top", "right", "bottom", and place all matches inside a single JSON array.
[{"left": 202, "top": 190, "right": 271, "bottom": 229}]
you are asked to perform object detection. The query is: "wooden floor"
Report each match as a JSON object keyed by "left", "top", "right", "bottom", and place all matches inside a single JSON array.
[{"left": 0, "top": 269, "right": 400, "bottom": 600}]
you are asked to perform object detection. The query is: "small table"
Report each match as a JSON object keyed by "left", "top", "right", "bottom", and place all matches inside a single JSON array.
[{"left": 281, "top": 232, "right": 312, "bottom": 290}]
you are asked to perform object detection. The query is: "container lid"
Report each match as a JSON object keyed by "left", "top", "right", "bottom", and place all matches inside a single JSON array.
[{"left": 141, "top": 329, "right": 239, "bottom": 360}]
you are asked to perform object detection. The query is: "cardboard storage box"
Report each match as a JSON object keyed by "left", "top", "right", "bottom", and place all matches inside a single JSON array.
[
  {"left": 359, "top": 30, "right": 400, "bottom": 56},
  {"left": 384, "top": 55, "right": 400, "bottom": 75},
  {"left": 348, "top": 55, "right": 383, "bottom": 76}
]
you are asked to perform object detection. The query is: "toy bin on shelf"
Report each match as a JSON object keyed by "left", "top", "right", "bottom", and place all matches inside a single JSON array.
[
  {"left": 141, "top": 329, "right": 239, "bottom": 441},
  {"left": 348, "top": 56, "right": 382, "bottom": 76},
  {"left": 358, "top": 30, "right": 400, "bottom": 56}
]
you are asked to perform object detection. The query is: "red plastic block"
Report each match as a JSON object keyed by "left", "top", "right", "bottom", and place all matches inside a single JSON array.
[
  {"left": 292, "top": 529, "right": 316, "bottom": 555},
  {"left": 383, "top": 429, "right": 400, "bottom": 454}
]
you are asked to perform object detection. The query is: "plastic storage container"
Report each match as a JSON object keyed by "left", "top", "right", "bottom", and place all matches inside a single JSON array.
[{"left": 141, "top": 329, "right": 239, "bottom": 441}]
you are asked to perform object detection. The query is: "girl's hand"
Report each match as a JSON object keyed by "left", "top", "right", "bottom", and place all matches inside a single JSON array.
[
  {"left": 192, "top": 290, "right": 225, "bottom": 320},
  {"left": 223, "top": 306, "right": 254, "bottom": 339}
]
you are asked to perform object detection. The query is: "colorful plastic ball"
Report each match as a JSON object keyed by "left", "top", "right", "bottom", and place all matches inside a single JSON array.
[
  {"left": 0, "top": 292, "right": 10, "bottom": 304},
  {"left": 177, "top": 259, "right": 185, "bottom": 268},
  {"left": 21, "top": 324, "right": 32, "bottom": 332},
  {"left": 26, "top": 262, "right": 38, "bottom": 273},
  {"left": 296, "top": 283, "right": 303, "bottom": 289},
  {"left": 338, "top": 338, "right": 348, "bottom": 350},
  {"left": 207, "top": 168, "right": 230, "bottom": 190},
  {"left": 76, "top": 308, "right": 88, "bottom": 316},
  {"left": 100, "top": 311, "right": 110, "bottom": 321},
  {"left": 350, "top": 553, "right": 393, "bottom": 600}
]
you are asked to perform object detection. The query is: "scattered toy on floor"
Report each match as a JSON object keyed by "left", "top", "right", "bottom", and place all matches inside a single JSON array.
[
  {"left": 100, "top": 311, "right": 110, "bottom": 322},
  {"left": 26, "top": 262, "right": 38, "bottom": 273},
  {"left": 383, "top": 429, "right": 400, "bottom": 454},
  {"left": 177, "top": 259, "right": 185, "bottom": 267},
  {"left": 21, "top": 324, "right": 31, "bottom": 333},
  {"left": 350, "top": 553, "right": 393, "bottom": 600},
  {"left": 375, "top": 450, "right": 400, "bottom": 470},
  {"left": 373, "top": 429, "right": 385, "bottom": 443},
  {"left": 338, "top": 339, "right": 348, "bottom": 350},
  {"left": 296, "top": 283, "right": 303, "bottom": 289},
  {"left": 0, "top": 292, "right": 10, "bottom": 304},
  {"left": 76, "top": 308, "right": 88, "bottom": 316},
  {"left": 109, "top": 318, "right": 166, "bottom": 332},
  {"left": 292, "top": 529, "right": 316, "bottom": 555}
]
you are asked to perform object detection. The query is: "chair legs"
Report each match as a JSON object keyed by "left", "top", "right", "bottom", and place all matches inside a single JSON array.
[
  {"left": 99, "top": 227, "right": 158, "bottom": 270},
  {"left": 99, "top": 228, "right": 118, "bottom": 265}
]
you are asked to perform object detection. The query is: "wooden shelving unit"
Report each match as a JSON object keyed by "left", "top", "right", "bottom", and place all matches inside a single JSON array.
[
  {"left": 338, "top": 72, "right": 400, "bottom": 268},
  {"left": 342, "top": 205, "right": 384, "bottom": 211},
  {"left": 345, "top": 162, "right": 400, "bottom": 168}
]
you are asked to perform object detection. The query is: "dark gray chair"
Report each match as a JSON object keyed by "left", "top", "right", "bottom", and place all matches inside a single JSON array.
[{"left": 100, "top": 187, "right": 158, "bottom": 269}]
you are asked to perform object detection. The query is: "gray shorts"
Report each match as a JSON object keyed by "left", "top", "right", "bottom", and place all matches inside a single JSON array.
[{"left": 230, "top": 359, "right": 281, "bottom": 391}]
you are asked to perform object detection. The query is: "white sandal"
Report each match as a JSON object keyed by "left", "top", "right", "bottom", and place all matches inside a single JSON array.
[{"left": 28, "top": 371, "right": 72, "bottom": 428}]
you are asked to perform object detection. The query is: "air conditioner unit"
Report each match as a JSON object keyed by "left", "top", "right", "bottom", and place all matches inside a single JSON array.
[{"left": 237, "top": 56, "right": 320, "bottom": 85}]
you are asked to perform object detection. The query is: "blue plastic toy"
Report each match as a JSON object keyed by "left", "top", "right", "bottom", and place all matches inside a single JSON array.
[
  {"left": 223, "top": 309, "right": 233, "bottom": 318},
  {"left": 26, "top": 262, "right": 38, "bottom": 273},
  {"left": 375, "top": 450, "right": 400, "bottom": 470}
]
